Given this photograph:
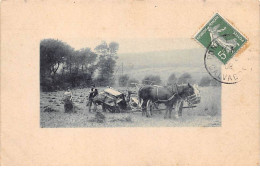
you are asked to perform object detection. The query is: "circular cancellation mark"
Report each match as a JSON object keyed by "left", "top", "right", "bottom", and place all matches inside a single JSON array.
[{"left": 204, "top": 34, "right": 245, "bottom": 84}]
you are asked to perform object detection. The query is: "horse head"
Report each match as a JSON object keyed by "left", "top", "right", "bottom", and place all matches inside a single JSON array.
[
  {"left": 177, "top": 83, "right": 200, "bottom": 99},
  {"left": 175, "top": 83, "right": 191, "bottom": 98},
  {"left": 178, "top": 83, "right": 201, "bottom": 105}
]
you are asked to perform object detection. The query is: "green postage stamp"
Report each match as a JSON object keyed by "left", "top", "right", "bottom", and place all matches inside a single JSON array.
[{"left": 194, "top": 13, "right": 247, "bottom": 64}]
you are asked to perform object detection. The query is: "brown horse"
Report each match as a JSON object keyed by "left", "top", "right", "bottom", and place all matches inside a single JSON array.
[{"left": 138, "top": 83, "right": 196, "bottom": 118}]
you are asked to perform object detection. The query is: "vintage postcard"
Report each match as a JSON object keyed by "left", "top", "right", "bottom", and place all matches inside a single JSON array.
[{"left": 1, "top": 0, "right": 259, "bottom": 166}]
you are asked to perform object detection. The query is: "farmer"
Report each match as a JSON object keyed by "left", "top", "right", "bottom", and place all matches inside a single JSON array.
[
  {"left": 88, "top": 85, "right": 98, "bottom": 112},
  {"left": 63, "top": 87, "right": 73, "bottom": 112},
  {"left": 86, "top": 86, "right": 94, "bottom": 106}
]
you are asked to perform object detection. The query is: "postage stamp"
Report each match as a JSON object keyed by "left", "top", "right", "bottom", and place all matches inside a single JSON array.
[{"left": 194, "top": 13, "right": 247, "bottom": 64}]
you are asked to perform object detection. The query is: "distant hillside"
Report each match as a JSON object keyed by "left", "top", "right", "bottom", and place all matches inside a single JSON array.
[{"left": 116, "top": 48, "right": 210, "bottom": 83}]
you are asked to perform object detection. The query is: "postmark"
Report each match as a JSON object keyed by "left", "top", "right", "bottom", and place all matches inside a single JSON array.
[
  {"left": 195, "top": 13, "right": 247, "bottom": 64},
  {"left": 204, "top": 34, "right": 246, "bottom": 84}
]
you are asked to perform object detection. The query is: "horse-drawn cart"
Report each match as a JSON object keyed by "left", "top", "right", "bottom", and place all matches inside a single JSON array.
[
  {"left": 93, "top": 83, "right": 201, "bottom": 118},
  {"left": 93, "top": 88, "right": 129, "bottom": 113}
]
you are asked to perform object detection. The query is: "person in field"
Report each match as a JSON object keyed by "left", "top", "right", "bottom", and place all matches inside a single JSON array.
[
  {"left": 88, "top": 85, "right": 98, "bottom": 112},
  {"left": 63, "top": 87, "right": 73, "bottom": 112}
]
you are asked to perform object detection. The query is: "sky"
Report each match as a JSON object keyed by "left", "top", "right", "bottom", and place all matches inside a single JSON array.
[
  {"left": 57, "top": 38, "right": 202, "bottom": 54},
  {"left": 51, "top": 37, "right": 208, "bottom": 82}
]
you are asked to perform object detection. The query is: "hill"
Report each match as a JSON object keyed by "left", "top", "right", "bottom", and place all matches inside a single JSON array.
[{"left": 116, "top": 48, "right": 210, "bottom": 83}]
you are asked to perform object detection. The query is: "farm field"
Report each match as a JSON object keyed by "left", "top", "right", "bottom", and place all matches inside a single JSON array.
[{"left": 40, "top": 86, "right": 221, "bottom": 128}]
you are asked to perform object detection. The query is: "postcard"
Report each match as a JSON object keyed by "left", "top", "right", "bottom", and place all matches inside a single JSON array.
[{"left": 1, "top": 0, "right": 259, "bottom": 165}]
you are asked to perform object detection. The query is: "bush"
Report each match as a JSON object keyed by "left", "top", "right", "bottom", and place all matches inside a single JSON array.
[
  {"left": 199, "top": 76, "right": 221, "bottom": 87},
  {"left": 40, "top": 77, "right": 54, "bottom": 92},
  {"left": 199, "top": 76, "right": 211, "bottom": 87},
  {"left": 118, "top": 74, "right": 130, "bottom": 87},
  {"left": 177, "top": 73, "right": 194, "bottom": 84},
  {"left": 168, "top": 73, "right": 177, "bottom": 85},
  {"left": 142, "top": 75, "right": 161, "bottom": 85},
  {"left": 128, "top": 78, "right": 139, "bottom": 87}
]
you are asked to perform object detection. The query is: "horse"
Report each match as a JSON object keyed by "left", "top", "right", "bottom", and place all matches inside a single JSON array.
[{"left": 138, "top": 83, "right": 198, "bottom": 119}]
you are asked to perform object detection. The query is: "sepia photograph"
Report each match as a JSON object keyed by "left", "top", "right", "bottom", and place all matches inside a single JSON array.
[{"left": 40, "top": 38, "right": 221, "bottom": 128}]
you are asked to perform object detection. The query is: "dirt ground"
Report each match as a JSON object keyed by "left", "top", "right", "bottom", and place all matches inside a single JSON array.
[{"left": 40, "top": 87, "right": 221, "bottom": 128}]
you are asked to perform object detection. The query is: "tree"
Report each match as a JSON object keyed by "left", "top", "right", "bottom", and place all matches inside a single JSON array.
[
  {"left": 95, "top": 41, "right": 119, "bottom": 86},
  {"left": 76, "top": 48, "right": 98, "bottom": 85},
  {"left": 199, "top": 76, "right": 211, "bottom": 87},
  {"left": 118, "top": 74, "right": 130, "bottom": 87},
  {"left": 40, "top": 39, "right": 120, "bottom": 90},
  {"left": 142, "top": 75, "right": 161, "bottom": 85},
  {"left": 62, "top": 47, "right": 98, "bottom": 88},
  {"left": 78, "top": 48, "right": 97, "bottom": 74},
  {"left": 108, "top": 42, "right": 119, "bottom": 58},
  {"left": 168, "top": 73, "right": 177, "bottom": 85},
  {"left": 40, "top": 39, "right": 73, "bottom": 91},
  {"left": 63, "top": 47, "right": 75, "bottom": 75},
  {"left": 40, "top": 39, "right": 99, "bottom": 91},
  {"left": 40, "top": 39, "right": 72, "bottom": 78},
  {"left": 177, "top": 73, "right": 194, "bottom": 84}
]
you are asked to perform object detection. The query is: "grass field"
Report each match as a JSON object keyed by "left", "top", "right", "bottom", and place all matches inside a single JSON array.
[{"left": 40, "top": 86, "right": 221, "bottom": 128}]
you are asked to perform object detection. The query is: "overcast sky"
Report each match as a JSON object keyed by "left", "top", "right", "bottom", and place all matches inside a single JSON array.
[
  {"left": 58, "top": 38, "right": 202, "bottom": 54},
  {"left": 50, "top": 37, "right": 208, "bottom": 81}
]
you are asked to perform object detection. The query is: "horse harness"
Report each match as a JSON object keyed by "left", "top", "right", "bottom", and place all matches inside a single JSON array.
[{"left": 155, "top": 84, "right": 180, "bottom": 103}]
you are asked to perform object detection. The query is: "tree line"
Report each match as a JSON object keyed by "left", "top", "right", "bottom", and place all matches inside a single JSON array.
[
  {"left": 118, "top": 73, "right": 221, "bottom": 87},
  {"left": 40, "top": 39, "right": 119, "bottom": 91},
  {"left": 40, "top": 39, "right": 220, "bottom": 92}
]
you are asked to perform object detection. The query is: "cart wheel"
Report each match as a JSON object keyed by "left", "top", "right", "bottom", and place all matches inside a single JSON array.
[
  {"left": 105, "top": 105, "right": 113, "bottom": 113},
  {"left": 129, "top": 101, "right": 135, "bottom": 109},
  {"left": 146, "top": 100, "right": 153, "bottom": 117}
]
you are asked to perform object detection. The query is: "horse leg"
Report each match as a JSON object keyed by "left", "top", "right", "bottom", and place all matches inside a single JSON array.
[
  {"left": 166, "top": 101, "right": 174, "bottom": 119},
  {"left": 164, "top": 103, "right": 169, "bottom": 119},
  {"left": 154, "top": 103, "right": 161, "bottom": 114},
  {"left": 142, "top": 100, "right": 147, "bottom": 116},
  {"left": 141, "top": 101, "right": 145, "bottom": 116},
  {"left": 178, "top": 101, "right": 184, "bottom": 117},
  {"left": 174, "top": 101, "right": 179, "bottom": 118},
  {"left": 169, "top": 107, "right": 172, "bottom": 119}
]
